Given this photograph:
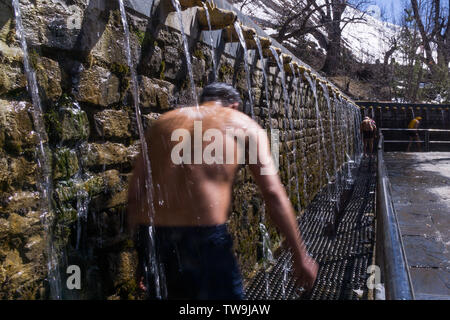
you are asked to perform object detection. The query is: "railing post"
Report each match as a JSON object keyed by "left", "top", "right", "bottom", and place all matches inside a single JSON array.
[{"left": 425, "top": 130, "right": 430, "bottom": 152}]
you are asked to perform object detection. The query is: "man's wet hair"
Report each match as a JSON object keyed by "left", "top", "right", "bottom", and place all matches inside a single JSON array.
[{"left": 199, "top": 82, "right": 242, "bottom": 107}]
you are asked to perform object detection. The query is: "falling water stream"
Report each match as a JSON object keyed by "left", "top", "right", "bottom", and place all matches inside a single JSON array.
[
  {"left": 293, "top": 68, "right": 308, "bottom": 203},
  {"left": 254, "top": 35, "right": 272, "bottom": 129},
  {"left": 171, "top": 0, "right": 198, "bottom": 106},
  {"left": 287, "top": 64, "right": 301, "bottom": 211},
  {"left": 253, "top": 35, "right": 275, "bottom": 298},
  {"left": 202, "top": 2, "right": 217, "bottom": 81},
  {"left": 118, "top": 0, "right": 165, "bottom": 299},
  {"left": 269, "top": 47, "right": 297, "bottom": 298},
  {"left": 12, "top": 0, "right": 62, "bottom": 299},
  {"left": 320, "top": 84, "right": 338, "bottom": 188},
  {"left": 234, "top": 22, "right": 254, "bottom": 118},
  {"left": 304, "top": 73, "right": 330, "bottom": 195},
  {"left": 269, "top": 47, "right": 292, "bottom": 201}
]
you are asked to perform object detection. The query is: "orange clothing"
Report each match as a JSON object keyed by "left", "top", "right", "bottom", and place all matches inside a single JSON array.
[{"left": 408, "top": 119, "right": 419, "bottom": 129}]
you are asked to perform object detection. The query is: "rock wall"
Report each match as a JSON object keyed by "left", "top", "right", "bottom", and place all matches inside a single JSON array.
[{"left": 0, "top": 0, "right": 360, "bottom": 299}]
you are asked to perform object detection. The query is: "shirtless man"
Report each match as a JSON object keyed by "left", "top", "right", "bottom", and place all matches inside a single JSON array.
[
  {"left": 127, "top": 82, "right": 318, "bottom": 299},
  {"left": 360, "top": 116, "right": 376, "bottom": 157}
]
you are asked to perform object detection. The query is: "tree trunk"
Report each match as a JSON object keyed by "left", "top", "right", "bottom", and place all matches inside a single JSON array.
[{"left": 322, "top": 22, "right": 342, "bottom": 75}]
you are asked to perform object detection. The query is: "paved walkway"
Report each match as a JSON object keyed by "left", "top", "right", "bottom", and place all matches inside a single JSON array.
[{"left": 385, "top": 152, "right": 450, "bottom": 300}]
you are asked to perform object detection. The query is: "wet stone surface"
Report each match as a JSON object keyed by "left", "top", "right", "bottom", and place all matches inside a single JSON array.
[{"left": 385, "top": 152, "right": 450, "bottom": 300}]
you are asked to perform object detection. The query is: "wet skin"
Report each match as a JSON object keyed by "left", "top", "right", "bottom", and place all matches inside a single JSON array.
[
  {"left": 361, "top": 119, "right": 376, "bottom": 156},
  {"left": 127, "top": 101, "right": 318, "bottom": 291}
]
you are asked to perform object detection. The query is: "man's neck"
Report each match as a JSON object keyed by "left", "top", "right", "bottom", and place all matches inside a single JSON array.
[{"left": 201, "top": 101, "right": 224, "bottom": 108}]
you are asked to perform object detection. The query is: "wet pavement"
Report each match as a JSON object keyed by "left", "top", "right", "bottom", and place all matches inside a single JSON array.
[{"left": 384, "top": 152, "right": 450, "bottom": 300}]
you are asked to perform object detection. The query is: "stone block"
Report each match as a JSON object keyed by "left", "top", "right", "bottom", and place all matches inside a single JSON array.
[
  {"left": 80, "top": 142, "right": 130, "bottom": 168},
  {"left": 76, "top": 66, "right": 120, "bottom": 107},
  {"left": 94, "top": 109, "right": 131, "bottom": 139}
]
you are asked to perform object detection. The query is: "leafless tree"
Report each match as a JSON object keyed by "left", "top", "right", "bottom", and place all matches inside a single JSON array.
[
  {"left": 410, "top": 0, "right": 450, "bottom": 73},
  {"left": 232, "top": 0, "right": 372, "bottom": 75}
]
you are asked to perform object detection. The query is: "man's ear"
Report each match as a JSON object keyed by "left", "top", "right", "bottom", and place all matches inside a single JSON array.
[{"left": 230, "top": 102, "right": 240, "bottom": 110}]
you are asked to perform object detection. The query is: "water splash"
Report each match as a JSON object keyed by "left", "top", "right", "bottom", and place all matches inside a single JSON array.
[
  {"left": 234, "top": 22, "right": 254, "bottom": 118},
  {"left": 259, "top": 223, "right": 274, "bottom": 264},
  {"left": 171, "top": 0, "right": 198, "bottom": 106},
  {"left": 12, "top": 0, "right": 62, "bottom": 299},
  {"left": 118, "top": 0, "right": 165, "bottom": 299},
  {"left": 202, "top": 2, "right": 217, "bottom": 81}
]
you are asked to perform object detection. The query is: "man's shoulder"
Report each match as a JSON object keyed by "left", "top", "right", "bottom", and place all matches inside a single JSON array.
[{"left": 152, "top": 106, "right": 259, "bottom": 130}]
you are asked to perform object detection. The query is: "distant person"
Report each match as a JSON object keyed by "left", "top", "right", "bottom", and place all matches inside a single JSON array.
[
  {"left": 407, "top": 116, "right": 422, "bottom": 152},
  {"left": 360, "top": 116, "right": 376, "bottom": 157},
  {"left": 127, "top": 82, "right": 318, "bottom": 300}
]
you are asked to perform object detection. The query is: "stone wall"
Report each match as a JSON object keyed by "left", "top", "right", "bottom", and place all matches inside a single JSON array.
[{"left": 0, "top": 0, "right": 359, "bottom": 299}]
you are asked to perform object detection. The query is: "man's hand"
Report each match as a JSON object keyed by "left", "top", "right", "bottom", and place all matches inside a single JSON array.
[
  {"left": 138, "top": 276, "right": 147, "bottom": 292},
  {"left": 292, "top": 255, "right": 319, "bottom": 292}
]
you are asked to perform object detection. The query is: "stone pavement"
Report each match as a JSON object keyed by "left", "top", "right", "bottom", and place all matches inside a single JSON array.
[{"left": 385, "top": 152, "right": 450, "bottom": 300}]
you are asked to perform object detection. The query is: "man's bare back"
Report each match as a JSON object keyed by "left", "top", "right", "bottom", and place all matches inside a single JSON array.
[{"left": 361, "top": 118, "right": 374, "bottom": 132}]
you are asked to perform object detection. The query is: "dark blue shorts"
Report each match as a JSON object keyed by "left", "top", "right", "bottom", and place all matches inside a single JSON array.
[{"left": 152, "top": 224, "right": 244, "bottom": 300}]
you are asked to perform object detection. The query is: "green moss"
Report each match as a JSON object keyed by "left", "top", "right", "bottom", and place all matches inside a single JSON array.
[
  {"left": 110, "top": 63, "right": 130, "bottom": 77},
  {"left": 53, "top": 148, "right": 79, "bottom": 180},
  {"left": 219, "top": 63, "right": 233, "bottom": 80},
  {"left": 57, "top": 204, "right": 78, "bottom": 225},
  {"left": 159, "top": 60, "right": 166, "bottom": 80},
  {"left": 6, "top": 26, "right": 16, "bottom": 45},
  {"left": 44, "top": 107, "right": 63, "bottom": 145},
  {"left": 124, "top": 239, "right": 134, "bottom": 249},
  {"left": 134, "top": 30, "right": 146, "bottom": 46},
  {"left": 83, "top": 175, "right": 105, "bottom": 198},
  {"left": 193, "top": 49, "right": 205, "bottom": 60},
  {"left": 29, "top": 49, "right": 40, "bottom": 71},
  {"left": 110, "top": 63, "right": 131, "bottom": 100}
]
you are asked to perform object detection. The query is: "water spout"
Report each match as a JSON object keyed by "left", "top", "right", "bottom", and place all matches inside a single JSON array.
[
  {"left": 170, "top": 0, "right": 198, "bottom": 106},
  {"left": 197, "top": 3, "right": 237, "bottom": 30},
  {"left": 234, "top": 21, "right": 254, "bottom": 118},
  {"left": 202, "top": 2, "right": 217, "bottom": 80}
]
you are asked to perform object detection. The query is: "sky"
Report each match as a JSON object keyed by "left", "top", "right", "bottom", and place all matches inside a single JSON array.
[{"left": 368, "top": 0, "right": 405, "bottom": 24}]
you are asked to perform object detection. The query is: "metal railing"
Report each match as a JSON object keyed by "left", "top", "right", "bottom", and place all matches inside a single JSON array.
[
  {"left": 381, "top": 128, "right": 450, "bottom": 152},
  {"left": 376, "top": 134, "right": 415, "bottom": 300}
]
